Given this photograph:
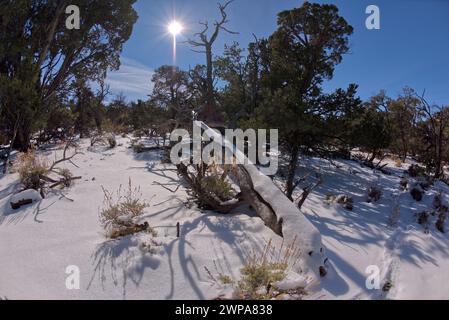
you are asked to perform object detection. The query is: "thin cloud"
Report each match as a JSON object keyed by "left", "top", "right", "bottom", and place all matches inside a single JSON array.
[{"left": 105, "top": 57, "right": 154, "bottom": 101}]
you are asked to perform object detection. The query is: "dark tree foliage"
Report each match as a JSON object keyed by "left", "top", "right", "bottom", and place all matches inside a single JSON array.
[
  {"left": 0, "top": 0, "right": 138, "bottom": 150},
  {"left": 246, "top": 2, "right": 354, "bottom": 199}
]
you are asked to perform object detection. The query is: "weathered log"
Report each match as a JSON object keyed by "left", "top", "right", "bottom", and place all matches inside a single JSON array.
[
  {"left": 232, "top": 165, "right": 283, "bottom": 236},
  {"left": 10, "top": 199, "right": 33, "bottom": 210}
]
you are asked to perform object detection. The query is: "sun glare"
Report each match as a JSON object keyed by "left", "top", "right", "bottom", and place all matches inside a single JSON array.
[{"left": 168, "top": 21, "right": 183, "bottom": 36}]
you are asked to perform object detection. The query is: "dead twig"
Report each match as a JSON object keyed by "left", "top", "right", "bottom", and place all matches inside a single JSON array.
[{"left": 152, "top": 181, "right": 181, "bottom": 193}]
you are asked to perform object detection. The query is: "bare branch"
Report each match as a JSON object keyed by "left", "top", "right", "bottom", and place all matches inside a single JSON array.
[{"left": 152, "top": 181, "right": 181, "bottom": 193}]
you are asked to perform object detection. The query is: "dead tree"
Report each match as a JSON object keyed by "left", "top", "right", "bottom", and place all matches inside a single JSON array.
[{"left": 187, "top": 0, "right": 238, "bottom": 124}]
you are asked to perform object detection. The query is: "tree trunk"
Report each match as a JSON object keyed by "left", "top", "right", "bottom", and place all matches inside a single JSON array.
[
  {"left": 435, "top": 126, "right": 444, "bottom": 179},
  {"left": 286, "top": 145, "right": 300, "bottom": 200},
  {"left": 205, "top": 44, "right": 214, "bottom": 106},
  {"left": 232, "top": 165, "right": 283, "bottom": 236},
  {"left": 12, "top": 124, "right": 32, "bottom": 152}
]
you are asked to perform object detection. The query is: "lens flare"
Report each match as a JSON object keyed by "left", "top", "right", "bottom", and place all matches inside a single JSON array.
[{"left": 168, "top": 21, "right": 183, "bottom": 36}]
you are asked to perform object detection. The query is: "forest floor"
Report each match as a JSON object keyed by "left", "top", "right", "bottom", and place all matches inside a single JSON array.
[{"left": 1, "top": 135, "right": 448, "bottom": 300}]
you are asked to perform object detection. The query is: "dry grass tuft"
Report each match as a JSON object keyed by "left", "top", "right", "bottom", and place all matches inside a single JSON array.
[
  {"left": 16, "top": 151, "right": 49, "bottom": 190},
  {"left": 100, "top": 178, "right": 154, "bottom": 239},
  {"left": 233, "top": 239, "right": 304, "bottom": 300}
]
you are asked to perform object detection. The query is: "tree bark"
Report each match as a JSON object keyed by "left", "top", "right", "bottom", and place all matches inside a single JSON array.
[
  {"left": 232, "top": 165, "right": 283, "bottom": 236},
  {"left": 286, "top": 145, "right": 300, "bottom": 200}
]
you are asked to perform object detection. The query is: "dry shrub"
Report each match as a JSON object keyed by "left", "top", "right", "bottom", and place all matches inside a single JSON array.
[
  {"left": 388, "top": 204, "right": 401, "bottom": 227},
  {"left": 367, "top": 186, "right": 382, "bottom": 203},
  {"left": 200, "top": 175, "right": 233, "bottom": 202},
  {"left": 391, "top": 155, "right": 402, "bottom": 168},
  {"left": 410, "top": 185, "right": 424, "bottom": 202},
  {"left": 16, "top": 151, "right": 48, "bottom": 190},
  {"left": 100, "top": 178, "right": 154, "bottom": 238},
  {"left": 52, "top": 168, "right": 75, "bottom": 188},
  {"left": 416, "top": 211, "right": 430, "bottom": 234},
  {"left": 90, "top": 133, "right": 107, "bottom": 147},
  {"left": 326, "top": 194, "right": 354, "bottom": 211},
  {"left": 408, "top": 164, "right": 426, "bottom": 178},
  {"left": 434, "top": 194, "right": 448, "bottom": 233},
  {"left": 400, "top": 178, "right": 408, "bottom": 191},
  {"left": 436, "top": 212, "right": 447, "bottom": 234},
  {"left": 234, "top": 239, "right": 304, "bottom": 300},
  {"left": 107, "top": 134, "right": 117, "bottom": 149},
  {"left": 132, "top": 142, "right": 146, "bottom": 153}
]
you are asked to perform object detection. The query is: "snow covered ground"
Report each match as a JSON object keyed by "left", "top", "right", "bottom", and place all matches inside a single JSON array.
[{"left": 1, "top": 136, "right": 449, "bottom": 300}]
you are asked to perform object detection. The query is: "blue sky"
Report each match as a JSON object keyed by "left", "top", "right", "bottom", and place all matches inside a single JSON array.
[{"left": 106, "top": 0, "right": 449, "bottom": 105}]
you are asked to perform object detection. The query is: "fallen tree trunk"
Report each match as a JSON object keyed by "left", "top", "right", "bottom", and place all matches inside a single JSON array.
[
  {"left": 232, "top": 165, "right": 283, "bottom": 236},
  {"left": 178, "top": 123, "right": 328, "bottom": 276}
]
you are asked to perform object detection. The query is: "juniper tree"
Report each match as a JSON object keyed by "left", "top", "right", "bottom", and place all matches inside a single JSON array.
[
  {"left": 253, "top": 2, "right": 354, "bottom": 199},
  {"left": 0, "top": 0, "right": 138, "bottom": 150}
]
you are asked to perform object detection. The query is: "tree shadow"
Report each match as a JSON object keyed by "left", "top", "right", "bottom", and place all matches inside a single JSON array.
[
  {"left": 163, "top": 211, "right": 266, "bottom": 300},
  {"left": 87, "top": 235, "right": 162, "bottom": 299}
]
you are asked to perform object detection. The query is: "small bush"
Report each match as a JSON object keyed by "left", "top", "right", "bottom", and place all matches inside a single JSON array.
[
  {"left": 367, "top": 186, "right": 382, "bottom": 203},
  {"left": 327, "top": 194, "right": 354, "bottom": 211},
  {"left": 57, "top": 168, "right": 74, "bottom": 188},
  {"left": 388, "top": 204, "right": 401, "bottom": 227},
  {"left": 433, "top": 194, "right": 443, "bottom": 210},
  {"left": 218, "top": 274, "right": 234, "bottom": 285},
  {"left": 410, "top": 185, "right": 424, "bottom": 202},
  {"left": 408, "top": 164, "right": 426, "bottom": 178},
  {"left": 234, "top": 239, "right": 303, "bottom": 300},
  {"left": 400, "top": 178, "right": 408, "bottom": 191},
  {"left": 416, "top": 211, "right": 430, "bottom": 234},
  {"left": 435, "top": 197, "right": 448, "bottom": 233},
  {"left": 132, "top": 142, "right": 146, "bottom": 154},
  {"left": 417, "top": 211, "right": 429, "bottom": 226},
  {"left": 100, "top": 178, "right": 153, "bottom": 238},
  {"left": 107, "top": 135, "right": 117, "bottom": 149},
  {"left": 90, "top": 133, "right": 106, "bottom": 147},
  {"left": 16, "top": 152, "right": 48, "bottom": 190},
  {"left": 200, "top": 175, "right": 233, "bottom": 202},
  {"left": 436, "top": 212, "right": 446, "bottom": 234}
]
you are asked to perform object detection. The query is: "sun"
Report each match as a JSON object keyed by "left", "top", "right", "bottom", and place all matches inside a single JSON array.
[{"left": 168, "top": 21, "right": 183, "bottom": 36}]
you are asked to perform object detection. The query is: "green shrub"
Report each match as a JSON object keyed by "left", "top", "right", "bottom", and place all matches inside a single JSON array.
[
  {"left": 234, "top": 239, "right": 303, "bottom": 300},
  {"left": 200, "top": 175, "right": 233, "bottom": 201}
]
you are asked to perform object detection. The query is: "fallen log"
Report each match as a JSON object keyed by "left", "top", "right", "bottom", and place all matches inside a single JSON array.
[
  {"left": 232, "top": 165, "right": 283, "bottom": 236},
  {"left": 11, "top": 199, "right": 33, "bottom": 210},
  {"left": 10, "top": 189, "right": 42, "bottom": 210},
  {"left": 198, "top": 121, "right": 329, "bottom": 278}
]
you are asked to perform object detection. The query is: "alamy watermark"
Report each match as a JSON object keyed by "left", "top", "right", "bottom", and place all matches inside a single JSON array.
[
  {"left": 66, "top": 5, "right": 80, "bottom": 30},
  {"left": 366, "top": 5, "right": 380, "bottom": 30},
  {"left": 170, "top": 121, "right": 279, "bottom": 175},
  {"left": 365, "top": 265, "right": 381, "bottom": 290},
  {"left": 65, "top": 265, "right": 80, "bottom": 290}
]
